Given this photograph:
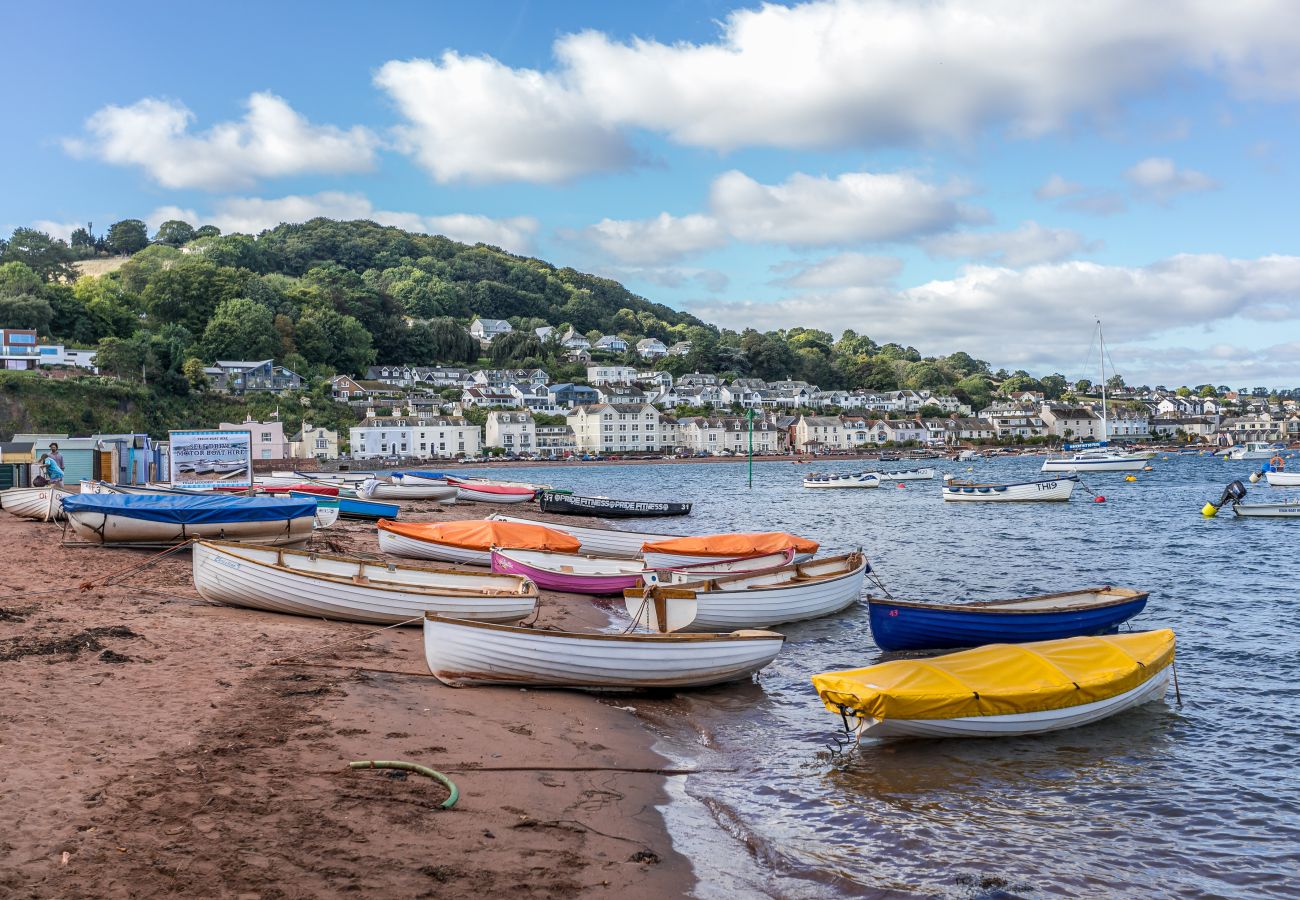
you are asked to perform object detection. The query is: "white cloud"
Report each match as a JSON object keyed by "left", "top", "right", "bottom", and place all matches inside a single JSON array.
[
  {"left": 66, "top": 93, "right": 379, "bottom": 190},
  {"left": 601, "top": 265, "right": 731, "bottom": 293},
  {"left": 368, "top": 1, "right": 1300, "bottom": 183},
  {"left": 711, "top": 170, "right": 980, "bottom": 245},
  {"left": 690, "top": 254, "right": 1300, "bottom": 381},
  {"left": 1034, "top": 175, "right": 1084, "bottom": 200},
  {"left": 374, "top": 53, "right": 632, "bottom": 184},
  {"left": 30, "top": 220, "right": 84, "bottom": 242},
  {"left": 146, "top": 192, "right": 539, "bottom": 255},
  {"left": 771, "top": 252, "right": 903, "bottom": 288},
  {"left": 1124, "top": 156, "right": 1218, "bottom": 202},
  {"left": 922, "top": 221, "right": 1094, "bottom": 266},
  {"left": 571, "top": 213, "right": 727, "bottom": 265}
]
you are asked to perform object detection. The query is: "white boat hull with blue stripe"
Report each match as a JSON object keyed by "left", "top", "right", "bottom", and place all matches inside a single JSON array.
[{"left": 943, "top": 476, "right": 1077, "bottom": 502}]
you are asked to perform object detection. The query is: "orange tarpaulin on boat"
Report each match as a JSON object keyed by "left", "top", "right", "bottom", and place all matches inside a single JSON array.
[
  {"left": 640, "top": 532, "right": 819, "bottom": 556},
  {"left": 376, "top": 519, "right": 580, "bottom": 552}
]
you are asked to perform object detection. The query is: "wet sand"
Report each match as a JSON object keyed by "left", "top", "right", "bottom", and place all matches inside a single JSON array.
[{"left": 0, "top": 499, "right": 694, "bottom": 898}]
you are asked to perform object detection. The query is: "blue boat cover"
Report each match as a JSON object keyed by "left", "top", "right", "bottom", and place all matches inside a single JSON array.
[
  {"left": 61, "top": 493, "right": 317, "bottom": 524},
  {"left": 396, "top": 470, "right": 450, "bottom": 480}
]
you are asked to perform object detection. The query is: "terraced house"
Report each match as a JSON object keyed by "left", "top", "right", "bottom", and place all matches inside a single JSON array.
[
  {"left": 348, "top": 415, "right": 481, "bottom": 460},
  {"left": 567, "top": 403, "right": 660, "bottom": 453}
]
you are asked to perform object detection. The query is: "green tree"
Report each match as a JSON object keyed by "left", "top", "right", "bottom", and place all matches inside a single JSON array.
[
  {"left": 201, "top": 299, "right": 280, "bottom": 361},
  {"left": 106, "top": 219, "right": 149, "bottom": 255},
  {"left": 490, "top": 331, "right": 544, "bottom": 365},
  {"left": 194, "top": 225, "right": 221, "bottom": 240},
  {"left": 70, "top": 226, "right": 96, "bottom": 251},
  {"left": 154, "top": 219, "right": 196, "bottom": 246},
  {"left": 182, "top": 357, "right": 210, "bottom": 391},
  {"left": 0, "top": 294, "right": 53, "bottom": 333},
  {"left": 1, "top": 228, "right": 78, "bottom": 282}
]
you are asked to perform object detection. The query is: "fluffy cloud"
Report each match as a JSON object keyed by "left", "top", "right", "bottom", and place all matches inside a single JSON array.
[
  {"left": 771, "top": 253, "right": 903, "bottom": 288},
  {"left": 374, "top": 54, "right": 632, "bottom": 184},
  {"left": 691, "top": 254, "right": 1300, "bottom": 380},
  {"left": 571, "top": 213, "right": 728, "bottom": 265},
  {"left": 1124, "top": 156, "right": 1218, "bottom": 202},
  {"left": 374, "top": 1, "right": 1300, "bottom": 181},
  {"left": 66, "top": 93, "right": 378, "bottom": 190},
  {"left": 146, "top": 192, "right": 538, "bottom": 254},
  {"left": 922, "top": 221, "right": 1094, "bottom": 266},
  {"left": 711, "top": 170, "right": 979, "bottom": 245},
  {"left": 570, "top": 169, "right": 979, "bottom": 265},
  {"left": 1034, "top": 175, "right": 1084, "bottom": 200},
  {"left": 600, "top": 265, "right": 731, "bottom": 293},
  {"left": 30, "top": 220, "right": 83, "bottom": 242}
]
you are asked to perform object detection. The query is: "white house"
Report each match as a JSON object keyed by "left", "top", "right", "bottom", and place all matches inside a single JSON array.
[
  {"left": 485, "top": 411, "right": 536, "bottom": 454},
  {"left": 677, "top": 417, "right": 780, "bottom": 455},
  {"left": 668, "top": 341, "right": 692, "bottom": 356},
  {"left": 636, "top": 338, "right": 668, "bottom": 359},
  {"left": 561, "top": 329, "right": 591, "bottom": 350},
  {"left": 794, "top": 415, "right": 843, "bottom": 452},
  {"left": 1039, "top": 406, "right": 1102, "bottom": 440},
  {"left": 594, "top": 335, "right": 628, "bottom": 353},
  {"left": 567, "top": 403, "right": 661, "bottom": 453},
  {"left": 219, "top": 417, "right": 288, "bottom": 460},
  {"left": 288, "top": 423, "right": 339, "bottom": 460},
  {"left": 349, "top": 415, "right": 482, "bottom": 459},
  {"left": 461, "top": 386, "right": 516, "bottom": 409},
  {"left": 535, "top": 425, "right": 577, "bottom": 457},
  {"left": 508, "top": 382, "right": 557, "bottom": 411},
  {"left": 469, "top": 318, "right": 513, "bottom": 342},
  {"left": 882, "top": 419, "right": 927, "bottom": 444},
  {"left": 587, "top": 365, "right": 638, "bottom": 385}
]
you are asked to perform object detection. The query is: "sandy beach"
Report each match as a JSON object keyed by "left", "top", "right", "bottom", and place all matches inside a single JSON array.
[{"left": 0, "top": 498, "right": 694, "bottom": 898}]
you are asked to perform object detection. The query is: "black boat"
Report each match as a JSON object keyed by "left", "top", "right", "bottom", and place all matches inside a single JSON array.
[{"left": 539, "top": 491, "right": 692, "bottom": 518}]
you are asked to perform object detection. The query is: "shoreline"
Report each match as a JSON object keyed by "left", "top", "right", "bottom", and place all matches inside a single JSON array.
[{"left": 0, "top": 500, "right": 696, "bottom": 898}]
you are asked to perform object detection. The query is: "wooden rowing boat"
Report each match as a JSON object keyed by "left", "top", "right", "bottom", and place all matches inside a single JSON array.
[
  {"left": 360, "top": 478, "right": 458, "bottom": 503},
  {"left": 192, "top": 540, "right": 538, "bottom": 625},
  {"left": 61, "top": 494, "right": 316, "bottom": 547},
  {"left": 867, "top": 586, "right": 1149, "bottom": 651},
  {"left": 813, "top": 630, "right": 1175, "bottom": 739},
  {"left": 0, "top": 486, "right": 74, "bottom": 521},
  {"left": 488, "top": 514, "right": 674, "bottom": 558},
  {"left": 490, "top": 547, "right": 794, "bottom": 596},
  {"left": 422, "top": 615, "right": 785, "bottom": 690},
  {"left": 376, "top": 518, "right": 580, "bottom": 566},
  {"left": 629, "top": 552, "right": 866, "bottom": 631}
]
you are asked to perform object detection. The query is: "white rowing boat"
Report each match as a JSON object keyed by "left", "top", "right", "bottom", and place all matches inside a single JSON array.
[
  {"left": 192, "top": 540, "right": 538, "bottom": 625},
  {"left": 632, "top": 552, "right": 865, "bottom": 632},
  {"left": 879, "top": 467, "right": 935, "bottom": 481},
  {"left": 490, "top": 547, "right": 796, "bottom": 596},
  {"left": 360, "top": 478, "right": 457, "bottom": 503},
  {"left": 813, "top": 630, "right": 1175, "bottom": 739},
  {"left": 803, "top": 472, "right": 880, "bottom": 489},
  {"left": 0, "top": 486, "right": 73, "bottom": 521},
  {"left": 640, "top": 532, "right": 819, "bottom": 569},
  {"left": 376, "top": 519, "right": 581, "bottom": 566},
  {"left": 1264, "top": 471, "right": 1300, "bottom": 487},
  {"left": 422, "top": 615, "right": 785, "bottom": 690},
  {"left": 488, "top": 514, "right": 673, "bottom": 558},
  {"left": 942, "top": 475, "right": 1077, "bottom": 502},
  {"left": 61, "top": 494, "right": 317, "bottom": 547}
]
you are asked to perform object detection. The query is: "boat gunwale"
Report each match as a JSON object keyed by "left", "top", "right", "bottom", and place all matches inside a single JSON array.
[
  {"left": 865, "top": 586, "right": 1148, "bottom": 614},
  {"left": 198, "top": 539, "right": 538, "bottom": 597},
  {"left": 423, "top": 614, "right": 784, "bottom": 643},
  {"left": 631, "top": 552, "right": 865, "bottom": 597}
]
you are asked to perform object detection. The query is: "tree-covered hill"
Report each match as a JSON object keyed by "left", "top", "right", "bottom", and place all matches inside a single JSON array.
[{"left": 0, "top": 216, "right": 1091, "bottom": 412}]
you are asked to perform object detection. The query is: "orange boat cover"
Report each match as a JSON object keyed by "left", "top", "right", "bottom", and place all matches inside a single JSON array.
[
  {"left": 377, "top": 519, "right": 580, "bottom": 552},
  {"left": 640, "top": 532, "right": 819, "bottom": 556}
]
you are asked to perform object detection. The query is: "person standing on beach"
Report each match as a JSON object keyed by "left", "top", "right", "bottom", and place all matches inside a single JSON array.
[
  {"left": 38, "top": 453, "right": 64, "bottom": 487},
  {"left": 47, "top": 442, "right": 65, "bottom": 472}
]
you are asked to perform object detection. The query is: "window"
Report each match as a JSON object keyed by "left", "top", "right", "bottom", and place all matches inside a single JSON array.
[
  {"left": 261, "top": 432, "right": 272, "bottom": 442},
  {"left": 315, "top": 439, "right": 327, "bottom": 449}
]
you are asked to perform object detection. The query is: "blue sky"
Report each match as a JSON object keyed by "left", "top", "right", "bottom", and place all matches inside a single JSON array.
[{"left": 7, "top": 0, "right": 1300, "bottom": 387}]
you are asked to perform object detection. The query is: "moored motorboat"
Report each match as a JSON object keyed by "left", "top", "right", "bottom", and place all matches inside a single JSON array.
[
  {"left": 360, "top": 478, "right": 458, "bottom": 503},
  {"left": 640, "top": 532, "right": 819, "bottom": 569},
  {"left": 867, "top": 586, "right": 1149, "bottom": 651},
  {"left": 0, "top": 486, "right": 74, "bottom": 521},
  {"left": 803, "top": 472, "right": 880, "bottom": 489},
  {"left": 422, "top": 615, "right": 785, "bottom": 690},
  {"left": 1041, "top": 449, "right": 1148, "bottom": 473},
  {"left": 192, "top": 540, "right": 538, "bottom": 625},
  {"left": 61, "top": 494, "right": 317, "bottom": 547},
  {"left": 942, "top": 475, "right": 1077, "bottom": 502},
  {"left": 880, "top": 467, "right": 935, "bottom": 480},
  {"left": 538, "top": 491, "right": 691, "bottom": 518},
  {"left": 812, "top": 629, "right": 1176, "bottom": 739},
  {"left": 376, "top": 518, "right": 580, "bottom": 565},
  {"left": 630, "top": 552, "right": 867, "bottom": 631},
  {"left": 488, "top": 514, "right": 674, "bottom": 558},
  {"left": 1227, "top": 441, "right": 1280, "bottom": 460},
  {"left": 1232, "top": 499, "right": 1300, "bottom": 517}
]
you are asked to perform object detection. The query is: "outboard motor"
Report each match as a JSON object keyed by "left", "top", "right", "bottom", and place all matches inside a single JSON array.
[{"left": 1203, "top": 480, "right": 1247, "bottom": 517}]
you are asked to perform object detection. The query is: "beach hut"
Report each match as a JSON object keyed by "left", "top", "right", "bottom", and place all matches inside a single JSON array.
[
  {"left": 14, "top": 434, "right": 99, "bottom": 485},
  {"left": 0, "top": 441, "right": 34, "bottom": 489},
  {"left": 93, "top": 433, "right": 154, "bottom": 485}
]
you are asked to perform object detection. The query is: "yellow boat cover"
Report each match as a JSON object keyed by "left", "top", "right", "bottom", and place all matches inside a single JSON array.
[{"left": 812, "top": 630, "right": 1175, "bottom": 720}]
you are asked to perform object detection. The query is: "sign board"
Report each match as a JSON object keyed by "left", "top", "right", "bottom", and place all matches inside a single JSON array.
[{"left": 168, "top": 430, "right": 253, "bottom": 488}]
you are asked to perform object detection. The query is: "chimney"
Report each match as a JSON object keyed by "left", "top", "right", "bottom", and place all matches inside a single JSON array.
[{"left": 366, "top": 406, "right": 376, "bottom": 419}]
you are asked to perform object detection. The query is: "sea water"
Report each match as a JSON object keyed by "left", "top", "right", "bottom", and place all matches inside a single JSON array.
[{"left": 459, "top": 454, "right": 1300, "bottom": 897}]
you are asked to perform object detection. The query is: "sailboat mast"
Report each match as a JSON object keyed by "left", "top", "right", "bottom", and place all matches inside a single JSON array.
[{"left": 1098, "top": 319, "right": 1108, "bottom": 443}]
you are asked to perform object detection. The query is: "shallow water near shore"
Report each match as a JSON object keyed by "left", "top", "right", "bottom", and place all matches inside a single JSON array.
[{"left": 459, "top": 453, "right": 1300, "bottom": 897}]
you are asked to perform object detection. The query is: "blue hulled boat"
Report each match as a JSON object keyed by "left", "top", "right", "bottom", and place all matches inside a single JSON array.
[
  {"left": 868, "top": 587, "right": 1149, "bottom": 651},
  {"left": 289, "top": 490, "right": 399, "bottom": 521}
]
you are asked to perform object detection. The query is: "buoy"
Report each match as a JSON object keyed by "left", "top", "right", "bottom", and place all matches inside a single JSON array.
[
  {"left": 1249, "top": 472, "right": 1260, "bottom": 483},
  {"left": 1143, "top": 465, "right": 1153, "bottom": 471},
  {"left": 1093, "top": 495, "right": 1106, "bottom": 503},
  {"left": 966, "top": 466, "right": 973, "bottom": 472},
  {"left": 1125, "top": 475, "right": 1137, "bottom": 482},
  {"left": 897, "top": 483, "right": 905, "bottom": 489},
  {"left": 1202, "top": 502, "right": 1218, "bottom": 517}
]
